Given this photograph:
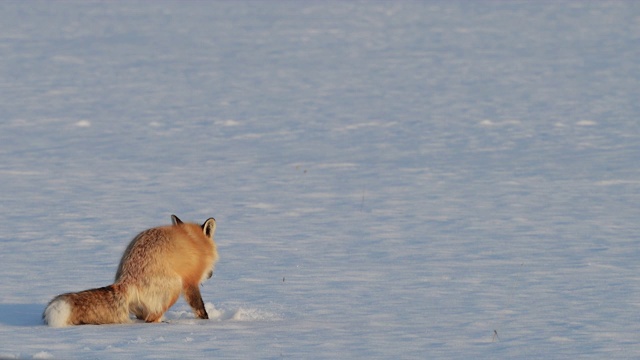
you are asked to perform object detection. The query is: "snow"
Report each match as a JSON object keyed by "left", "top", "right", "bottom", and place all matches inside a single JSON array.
[{"left": 1, "top": 0, "right": 639, "bottom": 358}]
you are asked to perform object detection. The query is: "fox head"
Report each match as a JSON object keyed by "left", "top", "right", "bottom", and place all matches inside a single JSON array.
[
  {"left": 171, "top": 214, "right": 216, "bottom": 240},
  {"left": 170, "top": 214, "right": 218, "bottom": 281}
]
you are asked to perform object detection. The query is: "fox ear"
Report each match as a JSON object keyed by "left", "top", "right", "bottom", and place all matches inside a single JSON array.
[
  {"left": 171, "top": 215, "right": 183, "bottom": 225},
  {"left": 202, "top": 218, "right": 216, "bottom": 239}
]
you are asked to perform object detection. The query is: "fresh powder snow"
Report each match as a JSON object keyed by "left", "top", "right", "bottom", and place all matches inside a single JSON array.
[{"left": 1, "top": 1, "right": 639, "bottom": 359}]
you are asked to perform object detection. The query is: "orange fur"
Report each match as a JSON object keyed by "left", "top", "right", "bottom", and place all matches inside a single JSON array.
[{"left": 43, "top": 215, "right": 218, "bottom": 327}]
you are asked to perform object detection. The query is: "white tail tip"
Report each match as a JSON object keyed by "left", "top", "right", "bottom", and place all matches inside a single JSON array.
[{"left": 44, "top": 298, "right": 71, "bottom": 328}]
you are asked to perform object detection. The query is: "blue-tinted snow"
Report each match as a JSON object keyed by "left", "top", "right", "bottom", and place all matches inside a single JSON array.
[{"left": 1, "top": 1, "right": 639, "bottom": 359}]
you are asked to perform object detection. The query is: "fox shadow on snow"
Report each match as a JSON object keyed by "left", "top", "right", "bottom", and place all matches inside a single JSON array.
[{"left": 0, "top": 304, "right": 44, "bottom": 326}]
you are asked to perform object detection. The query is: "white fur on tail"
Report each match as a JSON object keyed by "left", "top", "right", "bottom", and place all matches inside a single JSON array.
[{"left": 43, "top": 298, "right": 71, "bottom": 328}]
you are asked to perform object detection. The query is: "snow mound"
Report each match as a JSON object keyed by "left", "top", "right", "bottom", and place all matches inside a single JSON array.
[
  {"left": 32, "top": 352, "right": 54, "bottom": 359},
  {"left": 165, "top": 303, "right": 281, "bottom": 322}
]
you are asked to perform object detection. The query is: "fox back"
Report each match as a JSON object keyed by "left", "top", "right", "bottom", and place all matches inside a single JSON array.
[{"left": 116, "top": 215, "right": 218, "bottom": 285}]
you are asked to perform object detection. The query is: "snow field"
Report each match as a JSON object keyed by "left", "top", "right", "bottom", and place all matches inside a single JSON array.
[{"left": 1, "top": 1, "right": 640, "bottom": 359}]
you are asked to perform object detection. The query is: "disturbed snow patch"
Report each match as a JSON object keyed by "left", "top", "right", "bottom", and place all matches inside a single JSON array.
[{"left": 165, "top": 303, "right": 281, "bottom": 322}]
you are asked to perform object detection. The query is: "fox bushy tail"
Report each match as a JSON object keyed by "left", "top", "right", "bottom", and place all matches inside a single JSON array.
[{"left": 43, "top": 284, "right": 130, "bottom": 327}]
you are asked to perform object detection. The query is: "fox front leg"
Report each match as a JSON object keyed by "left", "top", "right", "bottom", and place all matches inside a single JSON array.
[{"left": 184, "top": 285, "right": 208, "bottom": 319}]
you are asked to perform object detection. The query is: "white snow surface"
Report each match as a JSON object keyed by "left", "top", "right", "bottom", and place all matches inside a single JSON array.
[{"left": 1, "top": 1, "right": 640, "bottom": 359}]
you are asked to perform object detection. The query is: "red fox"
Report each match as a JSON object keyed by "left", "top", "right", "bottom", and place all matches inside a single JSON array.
[{"left": 43, "top": 215, "right": 218, "bottom": 327}]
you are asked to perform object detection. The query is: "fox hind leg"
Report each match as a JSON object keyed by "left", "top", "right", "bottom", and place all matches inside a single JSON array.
[
  {"left": 144, "top": 312, "right": 164, "bottom": 323},
  {"left": 144, "top": 291, "right": 180, "bottom": 323}
]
